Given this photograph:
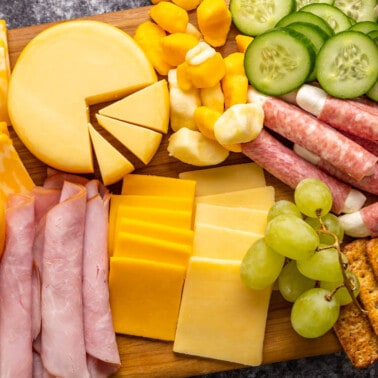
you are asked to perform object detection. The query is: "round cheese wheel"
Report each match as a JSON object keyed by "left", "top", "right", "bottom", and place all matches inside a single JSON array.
[{"left": 8, "top": 20, "right": 157, "bottom": 174}]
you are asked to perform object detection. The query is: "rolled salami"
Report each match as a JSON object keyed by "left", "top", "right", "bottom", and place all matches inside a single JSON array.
[{"left": 241, "top": 130, "right": 366, "bottom": 214}]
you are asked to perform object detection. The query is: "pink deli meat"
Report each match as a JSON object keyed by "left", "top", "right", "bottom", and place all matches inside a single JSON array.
[
  {"left": 41, "top": 181, "right": 89, "bottom": 377},
  {"left": 262, "top": 96, "right": 377, "bottom": 181},
  {"left": 0, "top": 194, "right": 35, "bottom": 377},
  {"left": 242, "top": 130, "right": 359, "bottom": 214},
  {"left": 83, "top": 180, "right": 120, "bottom": 375},
  {"left": 361, "top": 202, "right": 378, "bottom": 237}
]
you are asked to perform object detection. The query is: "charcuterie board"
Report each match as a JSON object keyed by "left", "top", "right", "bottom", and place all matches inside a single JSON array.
[{"left": 6, "top": 4, "right": 366, "bottom": 377}]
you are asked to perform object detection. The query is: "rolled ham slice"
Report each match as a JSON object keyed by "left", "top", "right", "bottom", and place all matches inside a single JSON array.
[
  {"left": 253, "top": 91, "right": 378, "bottom": 181},
  {"left": 0, "top": 194, "right": 35, "bottom": 377},
  {"left": 296, "top": 84, "right": 378, "bottom": 142},
  {"left": 41, "top": 181, "right": 89, "bottom": 377},
  {"left": 82, "top": 180, "right": 120, "bottom": 375},
  {"left": 241, "top": 130, "right": 366, "bottom": 214}
]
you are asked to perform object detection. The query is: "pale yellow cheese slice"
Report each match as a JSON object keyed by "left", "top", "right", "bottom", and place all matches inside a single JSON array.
[
  {"left": 193, "top": 223, "right": 263, "bottom": 260},
  {"left": 173, "top": 257, "right": 272, "bottom": 365},
  {"left": 196, "top": 186, "right": 275, "bottom": 210},
  {"left": 88, "top": 124, "right": 134, "bottom": 186},
  {"left": 179, "top": 163, "right": 266, "bottom": 196},
  {"left": 95, "top": 114, "right": 162, "bottom": 164},
  {"left": 99, "top": 80, "right": 169, "bottom": 133},
  {"left": 8, "top": 20, "right": 157, "bottom": 173},
  {"left": 195, "top": 203, "right": 268, "bottom": 234}
]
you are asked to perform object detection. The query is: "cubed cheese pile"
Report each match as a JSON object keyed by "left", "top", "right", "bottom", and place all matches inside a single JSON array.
[{"left": 108, "top": 173, "right": 196, "bottom": 341}]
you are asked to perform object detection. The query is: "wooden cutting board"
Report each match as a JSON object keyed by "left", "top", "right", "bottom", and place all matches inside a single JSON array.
[{"left": 5, "top": 4, "right": 349, "bottom": 377}]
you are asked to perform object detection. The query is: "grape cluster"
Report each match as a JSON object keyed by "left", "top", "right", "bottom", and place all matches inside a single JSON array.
[{"left": 240, "top": 178, "right": 360, "bottom": 339}]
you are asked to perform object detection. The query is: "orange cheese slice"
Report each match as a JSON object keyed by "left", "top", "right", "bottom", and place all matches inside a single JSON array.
[
  {"left": 88, "top": 124, "right": 134, "bottom": 186},
  {"left": 8, "top": 20, "right": 157, "bottom": 174},
  {"left": 98, "top": 80, "right": 169, "bottom": 133},
  {"left": 95, "top": 114, "right": 162, "bottom": 164},
  {"left": 0, "top": 20, "right": 10, "bottom": 125}
]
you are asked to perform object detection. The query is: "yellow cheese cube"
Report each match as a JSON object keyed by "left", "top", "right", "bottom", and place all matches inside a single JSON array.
[
  {"left": 173, "top": 257, "right": 272, "bottom": 365},
  {"left": 179, "top": 162, "right": 265, "bottom": 196},
  {"left": 109, "top": 256, "right": 186, "bottom": 341},
  {"left": 196, "top": 186, "right": 275, "bottom": 210},
  {"left": 113, "top": 231, "right": 192, "bottom": 266},
  {"left": 121, "top": 173, "right": 196, "bottom": 197},
  {"left": 195, "top": 203, "right": 268, "bottom": 234},
  {"left": 193, "top": 223, "right": 262, "bottom": 260}
]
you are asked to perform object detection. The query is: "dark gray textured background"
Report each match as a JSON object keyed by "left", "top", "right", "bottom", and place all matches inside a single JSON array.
[{"left": 2, "top": 0, "right": 377, "bottom": 377}]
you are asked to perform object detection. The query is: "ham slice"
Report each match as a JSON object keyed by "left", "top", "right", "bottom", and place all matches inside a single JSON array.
[
  {"left": 83, "top": 181, "right": 121, "bottom": 374},
  {"left": 0, "top": 194, "right": 35, "bottom": 377},
  {"left": 40, "top": 181, "right": 89, "bottom": 377}
]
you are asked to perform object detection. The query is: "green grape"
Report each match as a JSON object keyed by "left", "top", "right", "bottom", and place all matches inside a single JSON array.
[
  {"left": 297, "top": 248, "right": 348, "bottom": 282},
  {"left": 294, "top": 178, "right": 333, "bottom": 218},
  {"left": 291, "top": 288, "right": 340, "bottom": 338},
  {"left": 278, "top": 260, "right": 316, "bottom": 303},
  {"left": 305, "top": 214, "right": 344, "bottom": 245},
  {"left": 240, "top": 238, "right": 285, "bottom": 290},
  {"left": 320, "top": 271, "right": 360, "bottom": 306},
  {"left": 267, "top": 199, "right": 302, "bottom": 222},
  {"left": 265, "top": 214, "right": 319, "bottom": 260}
]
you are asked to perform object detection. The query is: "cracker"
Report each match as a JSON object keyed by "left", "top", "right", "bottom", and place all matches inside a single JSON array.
[
  {"left": 366, "top": 238, "right": 378, "bottom": 280},
  {"left": 334, "top": 303, "right": 378, "bottom": 368},
  {"left": 343, "top": 239, "right": 378, "bottom": 336}
]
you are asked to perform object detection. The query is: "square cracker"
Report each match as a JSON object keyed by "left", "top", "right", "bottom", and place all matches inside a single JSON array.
[{"left": 366, "top": 238, "right": 378, "bottom": 280}]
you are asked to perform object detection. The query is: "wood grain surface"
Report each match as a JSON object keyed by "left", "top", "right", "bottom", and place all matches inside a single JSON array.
[{"left": 6, "top": 5, "right": 348, "bottom": 377}]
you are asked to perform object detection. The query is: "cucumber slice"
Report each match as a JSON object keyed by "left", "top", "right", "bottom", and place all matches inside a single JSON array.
[
  {"left": 349, "top": 21, "right": 378, "bottom": 34},
  {"left": 244, "top": 28, "right": 316, "bottom": 96},
  {"left": 276, "top": 10, "right": 335, "bottom": 37},
  {"left": 368, "top": 30, "right": 378, "bottom": 46},
  {"left": 367, "top": 80, "right": 378, "bottom": 101},
  {"left": 229, "top": 0, "right": 296, "bottom": 36},
  {"left": 295, "top": 0, "right": 335, "bottom": 11},
  {"left": 301, "top": 3, "right": 353, "bottom": 33},
  {"left": 285, "top": 22, "right": 329, "bottom": 80},
  {"left": 316, "top": 31, "right": 378, "bottom": 98},
  {"left": 334, "top": 0, "right": 378, "bottom": 22}
]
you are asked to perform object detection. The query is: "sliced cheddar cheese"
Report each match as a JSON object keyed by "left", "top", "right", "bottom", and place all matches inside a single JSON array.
[
  {"left": 173, "top": 257, "right": 272, "bottom": 365},
  {"left": 99, "top": 80, "right": 169, "bottom": 133},
  {"left": 109, "top": 256, "right": 186, "bottom": 341},
  {"left": 195, "top": 203, "right": 268, "bottom": 234},
  {"left": 113, "top": 231, "right": 192, "bottom": 266},
  {"left": 196, "top": 186, "right": 275, "bottom": 210},
  {"left": 95, "top": 114, "right": 162, "bottom": 164},
  {"left": 121, "top": 173, "right": 196, "bottom": 197},
  {"left": 179, "top": 163, "right": 266, "bottom": 196},
  {"left": 8, "top": 20, "right": 157, "bottom": 173},
  {"left": 88, "top": 124, "right": 134, "bottom": 185},
  {"left": 0, "top": 20, "right": 10, "bottom": 125},
  {"left": 193, "top": 223, "right": 262, "bottom": 260}
]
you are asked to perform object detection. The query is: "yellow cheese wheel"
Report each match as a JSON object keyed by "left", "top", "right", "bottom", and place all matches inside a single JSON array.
[{"left": 8, "top": 20, "right": 157, "bottom": 173}]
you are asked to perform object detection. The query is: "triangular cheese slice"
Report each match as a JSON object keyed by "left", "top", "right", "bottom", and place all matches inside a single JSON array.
[
  {"left": 96, "top": 114, "right": 162, "bottom": 164},
  {"left": 88, "top": 124, "right": 134, "bottom": 186},
  {"left": 99, "top": 80, "right": 169, "bottom": 134}
]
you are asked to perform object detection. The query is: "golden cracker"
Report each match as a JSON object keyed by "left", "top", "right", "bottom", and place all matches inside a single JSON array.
[
  {"left": 343, "top": 239, "right": 378, "bottom": 336},
  {"left": 334, "top": 302, "right": 378, "bottom": 368},
  {"left": 366, "top": 238, "right": 378, "bottom": 280}
]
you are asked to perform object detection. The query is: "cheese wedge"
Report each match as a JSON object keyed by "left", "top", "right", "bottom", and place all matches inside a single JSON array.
[
  {"left": 8, "top": 20, "right": 157, "bottom": 173},
  {"left": 0, "top": 20, "right": 10, "bottom": 125},
  {"left": 109, "top": 256, "right": 186, "bottom": 341},
  {"left": 196, "top": 186, "right": 275, "bottom": 210},
  {"left": 173, "top": 257, "right": 272, "bottom": 365},
  {"left": 179, "top": 163, "right": 266, "bottom": 196},
  {"left": 95, "top": 114, "right": 162, "bottom": 164},
  {"left": 88, "top": 124, "right": 134, "bottom": 185},
  {"left": 195, "top": 203, "right": 268, "bottom": 234},
  {"left": 193, "top": 223, "right": 262, "bottom": 260},
  {"left": 99, "top": 80, "right": 169, "bottom": 133}
]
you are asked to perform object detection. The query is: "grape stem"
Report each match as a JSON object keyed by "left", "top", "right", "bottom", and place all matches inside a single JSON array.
[{"left": 317, "top": 217, "right": 367, "bottom": 314}]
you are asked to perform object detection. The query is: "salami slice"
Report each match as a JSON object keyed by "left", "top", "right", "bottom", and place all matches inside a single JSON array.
[
  {"left": 241, "top": 130, "right": 366, "bottom": 214},
  {"left": 361, "top": 202, "right": 378, "bottom": 237},
  {"left": 262, "top": 96, "right": 377, "bottom": 181}
]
